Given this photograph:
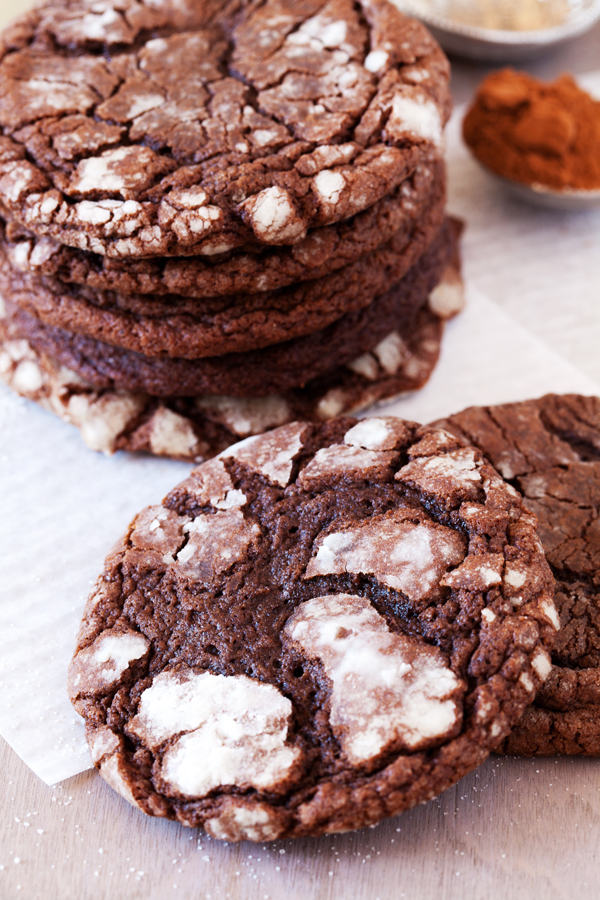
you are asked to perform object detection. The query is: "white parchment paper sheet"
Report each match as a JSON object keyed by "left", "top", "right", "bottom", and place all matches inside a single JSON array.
[{"left": 1, "top": 87, "right": 600, "bottom": 785}]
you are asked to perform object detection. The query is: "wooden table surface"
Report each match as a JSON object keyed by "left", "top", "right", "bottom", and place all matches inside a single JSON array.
[{"left": 1, "top": 2, "right": 600, "bottom": 898}]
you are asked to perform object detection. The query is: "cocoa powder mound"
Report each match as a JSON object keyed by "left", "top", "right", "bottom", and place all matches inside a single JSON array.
[{"left": 463, "top": 69, "right": 600, "bottom": 191}]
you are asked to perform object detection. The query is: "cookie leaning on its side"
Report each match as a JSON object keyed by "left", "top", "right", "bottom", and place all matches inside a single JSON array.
[
  {"left": 436, "top": 394, "right": 600, "bottom": 756},
  {"left": 68, "top": 416, "right": 557, "bottom": 840}
]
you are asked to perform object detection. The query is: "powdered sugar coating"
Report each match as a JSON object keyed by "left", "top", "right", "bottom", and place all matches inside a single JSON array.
[
  {"left": 305, "top": 509, "right": 465, "bottom": 602},
  {"left": 0, "top": 0, "right": 450, "bottom": 257},
  {"left": 285, "top": 594, "right": 461, "bottom": 763},
  {"left": 297, "top": 443, "right": 397, "bottom": 488},
  {"left": 397, "top": 446, "right": 484, "bottom": 508},
  {"left": 129, "top": 670, "right": 300, "bottom": 796},
  {"left": 221, "top": 422, "right": 308, "bottom": 487},
  {"left": 69, "top": 628, "right": 150, "bottom": 696},
  {"left": 344, "top": 416, "right": 412, "bottom": 451},
  {"left": 175, "top": 509, "right": 260, "bottom": 579}
]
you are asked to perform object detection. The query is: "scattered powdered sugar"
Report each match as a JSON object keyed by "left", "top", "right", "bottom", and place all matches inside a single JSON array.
[{"left": 284, "top": 594, "right": 461, "bottom": 763}]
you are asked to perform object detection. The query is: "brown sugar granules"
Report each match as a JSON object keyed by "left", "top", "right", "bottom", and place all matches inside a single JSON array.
[{"left": 463, "top": 69, "right": 600, "bottom": 191}]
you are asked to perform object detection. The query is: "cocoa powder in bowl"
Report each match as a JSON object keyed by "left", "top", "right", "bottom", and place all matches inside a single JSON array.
[{"left": 463, "top": 69, "right": 600, "bottom": 191}]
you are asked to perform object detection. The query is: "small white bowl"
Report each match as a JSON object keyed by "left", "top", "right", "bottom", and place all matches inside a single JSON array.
[
  {"left": 485, "top": 169, "right": 600, "bottom": 209},
  {"left": 391, "top": 0, "right": 600, "bottom": 61}
]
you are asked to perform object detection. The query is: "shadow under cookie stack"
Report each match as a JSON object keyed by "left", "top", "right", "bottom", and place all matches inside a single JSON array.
[{"left": 0, "top": 0, "right": 463, "bottom": 462}]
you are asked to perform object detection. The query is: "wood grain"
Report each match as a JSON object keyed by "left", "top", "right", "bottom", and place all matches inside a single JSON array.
[{"left": 3, "top": 733, "right": 600, "bottom": 900}]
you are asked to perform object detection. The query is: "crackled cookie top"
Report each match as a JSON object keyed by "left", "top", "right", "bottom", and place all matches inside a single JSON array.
[
  {"left": 0, "top": 0, "right": 450, "bottom": 257},
  {"left": 437, "top": 395, "right": 600, "bottom": 756},
  {"left": 69, "top": 415, "right": 555, "bottom": 839}
]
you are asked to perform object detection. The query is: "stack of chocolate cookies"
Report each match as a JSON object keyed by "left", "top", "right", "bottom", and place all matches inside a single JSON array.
[{"left": 0, "top": 0, "right": 462, "bottom": 461}]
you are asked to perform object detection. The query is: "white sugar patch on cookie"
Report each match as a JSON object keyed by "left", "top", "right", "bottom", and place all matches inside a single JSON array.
[
  {"left": 70, "top": 628, "right": 150, "bottom": 694},
  {"left": 372, "top": 331, "right": 408, "bottom": 375},
  {"left": 206, "top": 801, "right": 284, "bottom": 842},
  {"left": 387, "top": 95, "right": 443, "bottom": 146},
  {"left": 196, "top": 395, "right": 291, "bottom": 437},
  {"left": 220, "top": 422, "right": 308, "bottom": 486},
  {"left": 441, "top": 553, "right": 504, "bottom": 591},
  {"left": 285, "top": 594, "right": 461, "bottom": 763},
  {"left": 540, "top": 599, "right": 560, "bottom": 631},
  {"left": 344, "top": 417, "right": 411, "bottom": 451},
  {"left": 240, "top": 186, "right": 306, "bottom": 243},
  {"left": 88, "top": 726, "right": 120, "bottom": 765},
  {"left": 185, "top": 457, "right": 246, "bottom": 509},
  {"left": 13, "top": 359, "right": 43, "bottom": 393},
  {"left": 175, "top": 509, "right": 260, "bottom": 578},
  {"left": 100, "top": 753, "right": 143, "bottom": 810},
  {"left": 305, "top": 510, "right": 465, "bottom": 602},
  {"left": 92, "top": 633, "right": 149, "bottom": 680},
  {"left": 313, "top": 169, "right": 346, "bottom": 208},
  {"left": 505, "top": 567, "right": 527, "bottom": 589},
  {"left": 65, "top": 390, "right": 146, "bottom": 454},
  {"left": 364, "top": 49, "right": 388, "bottom": 73},
  {"left": 301, "top": 16, "right": 348, "bottom": 48},
  {"left": 298, "top": 444, "right": 395, "bottom": 488},
  {"left": 130, "top": 505, "right": 189, "bottom": 556},
  {"left": 129, "top": 671, "right": 300, "bottom": 797},
  {"left": 532, "top": 649, "right": 552, "bottom": 681},
  {"left": 147, "top": 407, "right": 199, "bottom": 459},
  {"left": 69, "top": 146, "right": 161, "bottom": 194},
  {"left": 397, "top": 448, "right": 482, "bottom": 496}
]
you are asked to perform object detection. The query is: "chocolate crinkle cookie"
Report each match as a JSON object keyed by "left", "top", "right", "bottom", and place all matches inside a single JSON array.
[
  {"left": 0, "top": 0, "right": 461, "bottom": 459},
  {"left": 0, "top": 0, "right": 450, "bottom": 258},
  {"left": 436, "top": 394, "right": 600, "bottom": 756},
  {"left": 68, "top": 416, "right": 557, "bottom": 840},
  {"left": 0, "top": 220, "right": 464, "bottom": 461}
]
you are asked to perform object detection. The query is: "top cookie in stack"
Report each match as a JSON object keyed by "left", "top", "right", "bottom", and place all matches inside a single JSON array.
[{"left": 0, "top": 0, "right": 460, "bottom": 461}]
